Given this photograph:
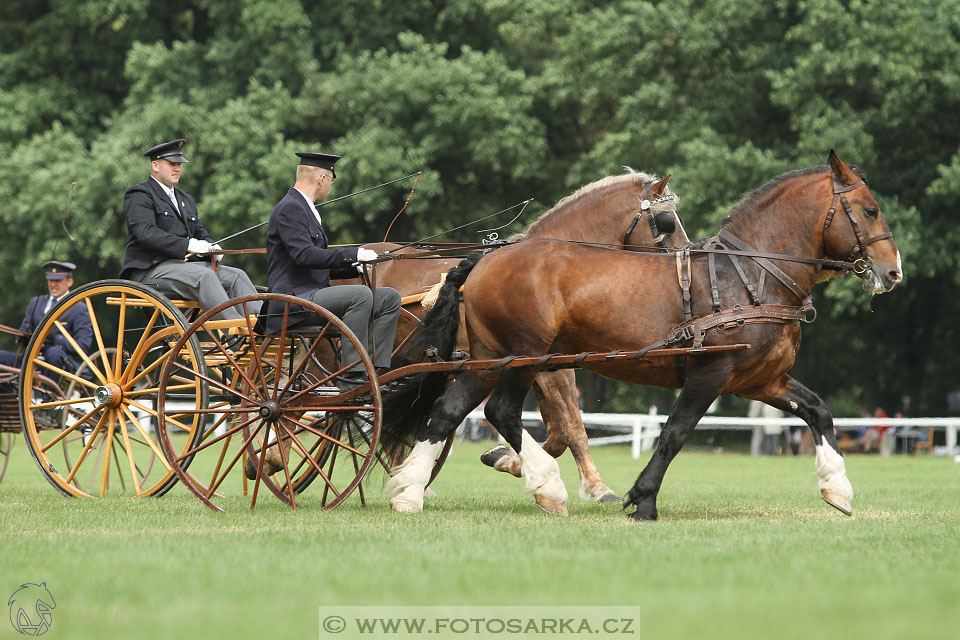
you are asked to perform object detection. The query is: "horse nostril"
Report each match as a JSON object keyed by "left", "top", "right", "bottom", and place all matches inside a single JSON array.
[{"left": 888, "top": 270, "right": 902, "bottom": 283}]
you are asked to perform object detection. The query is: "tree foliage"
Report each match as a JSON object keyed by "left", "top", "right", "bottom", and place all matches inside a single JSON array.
[{"left": 1, "top": 0, "right": 958, "bottom": 415}]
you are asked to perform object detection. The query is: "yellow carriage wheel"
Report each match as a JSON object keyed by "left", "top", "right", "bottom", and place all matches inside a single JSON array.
[{"left": 19, "top": 280, "right": 206, "bottom": 498}]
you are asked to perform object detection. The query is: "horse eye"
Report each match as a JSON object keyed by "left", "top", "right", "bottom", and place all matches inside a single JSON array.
[{"left": 864, "top": 207, "right": 879, "bottom": 219}]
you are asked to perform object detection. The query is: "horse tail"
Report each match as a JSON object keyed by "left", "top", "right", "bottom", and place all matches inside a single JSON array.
[{"left": 380, "top": 253, "right": 482, "bottom": 453}]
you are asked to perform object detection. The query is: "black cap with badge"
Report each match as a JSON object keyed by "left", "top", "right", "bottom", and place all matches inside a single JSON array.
[
  {"left": 42, "top": 260, "right": 76, "bottom": 280},
  {"left": 144, "top": 139, "right": 189, "bottom": 163},
  {"left": 295, "top": 152, "right": 340, "bottom": 178}
]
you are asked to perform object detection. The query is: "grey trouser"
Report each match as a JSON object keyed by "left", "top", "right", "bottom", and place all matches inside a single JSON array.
[
  {"left": 306, "top": 285, "right": 401, "bottom": 371},
  {"left": 129, "top": 260, "right": 261, "bottom": 320}
]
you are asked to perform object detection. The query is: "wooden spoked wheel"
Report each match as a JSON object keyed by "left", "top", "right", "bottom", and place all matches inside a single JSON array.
[
  {"left": 19, "top": 280, "right": 206, "bottom": 498},
  {"left": 156, "top": 294, "right": 382, "bottom": 512}
]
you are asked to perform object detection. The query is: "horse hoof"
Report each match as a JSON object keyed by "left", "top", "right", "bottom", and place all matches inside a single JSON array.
[
  {"left": 480, "top": 445, "right": 510, "bottom": 468},
  {"left": 597, "top": 492, "right": 623, "bottom": 503},
  {"left": 821, "top": 489, "right": 853, "bottom": 516},
  {"left": 535, "top": 495, "right": 568, "bottom": 517},
  {"left": 626, "top": 509, "right": 658, "bottom": 522},
  {"left": 390, "top": 495, "right": 423, "bottom": 513}
]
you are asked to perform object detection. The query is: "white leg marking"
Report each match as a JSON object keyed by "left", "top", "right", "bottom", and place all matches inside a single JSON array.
[
  {"left": 387, "top": 440, "right": 443, "bottom": 513},
  {"left": 815, "top": 442, "right": 854, "bottom": 500},
  {"left": 494, "top": 451, "right": 522, "bottom": 477},
  {"left": 518, "top": 430, "right": 568, "bottom": 514}
]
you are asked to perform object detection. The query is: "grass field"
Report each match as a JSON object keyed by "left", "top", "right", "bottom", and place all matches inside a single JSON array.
[{"left": 2, "top": 438, "right": 959, "bottom": 639}]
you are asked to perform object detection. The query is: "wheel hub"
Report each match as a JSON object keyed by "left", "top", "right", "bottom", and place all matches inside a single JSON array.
[
  {"left": 259, "top": 400, "right": 281, "bottom": 421},
  {"left": 94, "top": 383, "right": 123, "bottom": 408}
]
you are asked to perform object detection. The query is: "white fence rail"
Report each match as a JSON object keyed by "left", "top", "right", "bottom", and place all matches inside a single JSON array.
[{"left": 461, "top": 410, "right": 960, "bottom": 459}]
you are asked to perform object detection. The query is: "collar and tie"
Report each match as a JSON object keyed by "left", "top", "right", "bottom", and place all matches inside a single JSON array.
[
  {"left": 43, "top": 295, "right": 58, "bottom": 315},
  {"left": 152, "top": 177, "right": 183, "bottom": 219},
  {"left": 293, "top": 187, "right": 323, "bottom": 226}
]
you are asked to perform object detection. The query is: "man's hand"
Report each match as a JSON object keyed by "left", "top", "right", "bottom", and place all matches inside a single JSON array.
[
  {"left": 357, "top": 248, "right": 378, "bottom": 263},
  {"left": 210, "top": 243, "right": 223, "bottom": 264},
  {"left": 355, "top": 247, "right": 378, "bottom": 273},
  {"left": 187, "top": 238, "right": 214, "bottom": 255}
]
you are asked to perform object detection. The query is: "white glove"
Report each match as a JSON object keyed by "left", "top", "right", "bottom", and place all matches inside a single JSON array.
[
  {"left": 187, "top": 238, "right": 214, "bottom": 255},
  {"left": 357, "top": 248, "right": 379, "bottom": 263},
  {"left": 211, "top": 243, "right": 223, "bottom": 264}
]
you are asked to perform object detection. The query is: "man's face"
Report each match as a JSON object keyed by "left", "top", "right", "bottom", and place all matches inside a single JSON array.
[
  {"left": 152, "top": 159, "right": 182, "bottom": 188},
  {"left": 318, "top": 169, "right": 334, "bottom": 200},
  {"left": 47, "top": 276, "right": 73, "bottom": 298}
]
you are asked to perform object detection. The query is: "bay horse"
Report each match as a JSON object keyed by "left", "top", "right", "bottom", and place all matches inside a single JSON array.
[
  {"left": 336, "top": 170, "right": 689, "bottom": 502},
  {"left": 383, "top": 151, "right": 902, "bottom": 519}
]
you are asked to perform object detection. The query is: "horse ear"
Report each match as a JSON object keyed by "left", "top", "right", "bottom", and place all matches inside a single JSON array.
[
  {"left": 828, "top": 149, "right": 859, "bottom": 185},
  {"left": 650, "top": 174, "right": 672, "bottom": 196}
]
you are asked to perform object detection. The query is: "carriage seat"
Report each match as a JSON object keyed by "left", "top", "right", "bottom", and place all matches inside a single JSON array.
[
  {"left": 143, "top": 279, "right": 201, "bottom": 309},
  {"left": 0, "top": 392, "right": 20, "bottom": 433},
  {"left": 259, "top": 321, "right": 341, "bottom": 338}
]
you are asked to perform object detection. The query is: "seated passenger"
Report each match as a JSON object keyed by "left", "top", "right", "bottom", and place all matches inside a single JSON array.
[
  {"left": 0, "top": 260, "right": 92, "bottom": 391},
  {"left": 264, "top": 151, "right": 400, "bottom": 378},
  {"left": 120, "top": 138, "right": 260, "bottom": 320}
]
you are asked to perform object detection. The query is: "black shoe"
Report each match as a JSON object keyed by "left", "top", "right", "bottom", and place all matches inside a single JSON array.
[
  {"left": 337, "top": 374, "right": 369, "bottom": 389},
  {"left": 33, "top": 410, "right": 56, "bottom": 429}
]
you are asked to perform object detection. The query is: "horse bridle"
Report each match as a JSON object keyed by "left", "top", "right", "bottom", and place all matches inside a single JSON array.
[
  {"left": 824, "top": 175, "right": 892, "bottom": 274},
  {"left": 622, "top": 181, "right": 679, "bottom": 250}
]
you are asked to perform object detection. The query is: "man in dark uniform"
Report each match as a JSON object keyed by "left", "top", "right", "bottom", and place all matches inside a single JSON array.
[
  {"left": 0, "top": 260, "right": 92, "bottom": 391},
  {"left": 252, "top": 153, "right": 400, "bottom": 479},
  {"left": 121, "top": 138, "right": 260, "bottom": 320},
  {"left": 266, "top": 152, "right": 401, "bottom": 375}
]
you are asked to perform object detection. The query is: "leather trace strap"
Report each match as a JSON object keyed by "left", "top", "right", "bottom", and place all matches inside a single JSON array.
[
  {"left": 716, "top": 229, "right": 815, "bottom": 314},
  {"left": 675, "top": 248, "right": 693, "bottom": 322},
  {"left": 667, "top": 304, "right": 806, "bottom": 351}
]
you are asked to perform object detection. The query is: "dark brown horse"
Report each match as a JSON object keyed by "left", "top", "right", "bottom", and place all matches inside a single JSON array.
[
  {"left": 383, "top": 151, "right": 902, "bottom": 519},
  {"left": 337, "top": 170, "right": 689, "bottom": 502}
]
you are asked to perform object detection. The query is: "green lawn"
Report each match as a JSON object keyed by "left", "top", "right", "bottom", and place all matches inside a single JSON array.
[{"left": 1, "top": 438, "right": 958, "bottom": 639}]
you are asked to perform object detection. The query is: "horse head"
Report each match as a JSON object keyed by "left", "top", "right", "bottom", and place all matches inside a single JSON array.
[
  {"left": 520, "top": 169, "right": 690, "bottom": 249},
  {"left": 824, "top": 150, "right": 903, "bottom": 293},
  {"left": 641, "top": 174, "right": 689, "bottom": 249}
]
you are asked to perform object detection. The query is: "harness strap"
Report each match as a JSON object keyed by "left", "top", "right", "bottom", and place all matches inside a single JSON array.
[
  {"left": 717, "top": 229, "right": 814, "bottom": 313},
  {"left": 707, "top": 250, "right": 721, "bottom": 313},
  {"left": 623, "top": 211, "right": 644, "bottom": 246},
  {"left": 673, "top": 304, "right": 805, "bottom": 350},
  {"left": 676, "top": 248, "right": 693, "bottom": 322},
  {"left": 726, "top": 252, "right": 761, "bottom": 307}
]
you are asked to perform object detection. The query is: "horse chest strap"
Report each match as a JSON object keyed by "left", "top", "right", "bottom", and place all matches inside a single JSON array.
[
  {"left": 708, "top": 251, "right": 721, "bottom": 312},
  {"left": 676, "top": 249, "right": 693, "bottom": 322}
]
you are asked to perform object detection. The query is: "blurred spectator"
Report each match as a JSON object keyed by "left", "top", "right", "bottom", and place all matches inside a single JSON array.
[
  {"left": 857, "top": 406, "right": 890, "bottom": 452},
  {"left": 947, "top": 384, "right": 960, "bottom": 415},
  {"left": 749, "top": 400, "right": 783, "bottom": 456}
]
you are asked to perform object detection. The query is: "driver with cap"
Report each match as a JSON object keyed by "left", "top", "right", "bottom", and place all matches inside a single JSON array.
[
  {"left": 0, "top": 260, "right": 92, "bottom": 390},
  {"left": 120, "top": 138, "right": 260, "bottom": 319},
  {"left": 265, "top": 152, "right": 401, "bottom": 377},
  {"left": 253, "top": 152, "right": 402, "bottom": 479}
]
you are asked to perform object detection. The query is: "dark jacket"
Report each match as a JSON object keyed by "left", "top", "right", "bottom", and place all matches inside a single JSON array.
[
  {"left": 120, "top": 178, "right": 213, "bottom": 278},
  {"left": 20, "top": 294, "right": 93, "bottom": 358},
  {"left": 265, "top": 188, "right": 359, "bottom": 332}
]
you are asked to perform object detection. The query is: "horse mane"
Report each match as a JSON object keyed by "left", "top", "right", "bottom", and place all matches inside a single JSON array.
[
  {"left": 513, "top": 168, "right": 659, "bottom": 240},
  {"left": 720, "top": 164, "right": 866, "bottom": 229}
]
